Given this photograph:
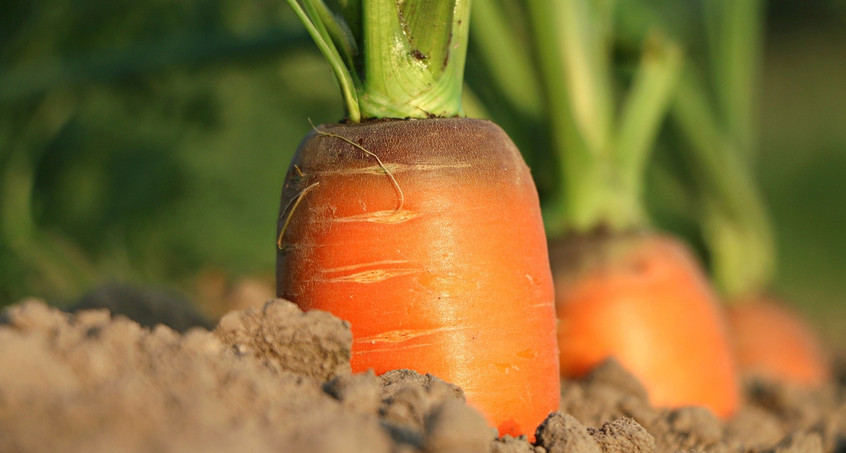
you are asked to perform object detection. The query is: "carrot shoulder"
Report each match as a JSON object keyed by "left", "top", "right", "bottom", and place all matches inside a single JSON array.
[{"left": 277, "top": 118, "right": 560, "bottom": 437}]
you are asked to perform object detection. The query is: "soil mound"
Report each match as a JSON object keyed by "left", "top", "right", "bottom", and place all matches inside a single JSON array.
[{"left": 1, "top": 298, "right": 844, "bottom": 452}]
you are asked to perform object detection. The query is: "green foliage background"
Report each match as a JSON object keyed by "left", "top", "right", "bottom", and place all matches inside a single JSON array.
[{"left": 1, "top": 0, "right": 844, "bottom": 339}]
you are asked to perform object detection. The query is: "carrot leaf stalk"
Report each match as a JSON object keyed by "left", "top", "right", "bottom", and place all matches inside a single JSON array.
[
  {"left": 703, "top": 0, "right": 764, "bottom": 162},
  {"left": 672, "top": 69, "right": 775, "bottom": 299},
  {"left": 468, "top": 1, "right": 542, "bottom": 122},
  {"left": 526, "top": 0, "right": 682, "bottom": 236},
  {"left": 673, "top": 0, "right": 829, "bottom": 388},
  {"left": 285, "top": 0, "right": 470, "bottom": 122},
  {"left": 669, "top": 0, "right": 773, "bottom": 300},
  {"left": 286, "top": 0, "right": 361, "bottom": 121}
]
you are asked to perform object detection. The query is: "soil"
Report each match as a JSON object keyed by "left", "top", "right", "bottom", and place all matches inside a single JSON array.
[{"left": 1, "top": 295, "right": 844, "bottom": 453}]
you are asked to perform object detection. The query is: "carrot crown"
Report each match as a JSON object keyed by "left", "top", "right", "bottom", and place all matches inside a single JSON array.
[
  {"left": 523, "top": 0, "right": 682, "bottom": 236},
  {"left": 286, "top": 0, "right": 470, "bottom": 122},
  {"left": 671, "top": 0, "right": 774, "bottom": 299}
]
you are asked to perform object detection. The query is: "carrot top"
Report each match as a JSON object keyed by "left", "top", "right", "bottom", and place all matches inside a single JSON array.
[
  {"left": 286, "top": 0, "right": 470, "bottom": 122},
  {"left": 669, "top": 0, "right": 774, "bottom": 299},
  {"left": 470, "top": 1, "right": 682, "bottom": 236}
]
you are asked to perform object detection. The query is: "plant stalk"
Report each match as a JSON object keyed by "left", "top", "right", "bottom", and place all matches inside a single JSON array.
[
  {"left": 703, "top": 0, "right": 763, "bottom": 163},
  {"left": 672, "top": 69, "right": 775, "bottom": 299},
  {"left": 287, "top": 0, "right": 471, "bottom": 121},
  {"left": 527, "top": 0, "right": 680, "bottom": 236}
]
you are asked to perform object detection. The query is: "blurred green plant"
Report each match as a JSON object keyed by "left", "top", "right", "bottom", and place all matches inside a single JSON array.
[
  {"left": 467, "top": 0, "right": 684, "bottom": 236},
  {"left": 0, "top": 0, "right": 341, "bottom": 305},
  {"left": 465, "top": 0, "right": 846, "bottom": 329},
  {"left": 636, "top": 0, "right": 846, "bottom": 323}
]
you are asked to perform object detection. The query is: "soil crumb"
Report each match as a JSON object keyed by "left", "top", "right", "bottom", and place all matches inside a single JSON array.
[{"left": 1, "top": 298, "right": 845, "bottom": 453}]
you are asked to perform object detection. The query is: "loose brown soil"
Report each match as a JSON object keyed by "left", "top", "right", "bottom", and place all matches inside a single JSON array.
[{"left": 1, "top": 297, "right": 844, "bottom": 453}]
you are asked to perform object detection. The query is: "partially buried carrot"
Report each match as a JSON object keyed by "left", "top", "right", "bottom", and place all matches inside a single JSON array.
[
  {"left": 669, "top": 0, "right": 830, "bottom": 389},
  {"left": 727, "top": 296, "right": 830, "bottom": 387},
  {"left": 551, "top": 233, "right": 739, "bottom": 417},
  {"left": 468, "top": 0, "right": 741, "bottom": 417},
  {"left": 672, "top": 72, "right": 832, "bottom": 389},
  {"left": 278, "top": 0, "right": 559, "bottom": 438}
]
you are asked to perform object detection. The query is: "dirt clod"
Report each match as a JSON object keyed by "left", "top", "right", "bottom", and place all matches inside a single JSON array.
[
  {"left": 423, "top": 400, "right": 495, "bottom": 452},
  {"left": 324, "top": 369, "right": 382, "bottom": 415},
  {"left": 214, "top": 298, "right": 352, "bottom": 381},
  {"left": 725, "top": 406, "right": 785, "bottom": 449},
  {"left": 490, "top": 435, "right": 539, "bottom": 453},
  {"left": 379, "top": 369, "right": 466, "bottom": 428},
  {"left": 0, "top": 299, "right": 370, "bottom": 453},
  {"left": 588, "top": 417, "right": 655, "bottom": 453},
  {"left": 560, "top": 359, "right": 659, "bottom": 429},
  {"left": 767, "top": 431, "right": 824, "bottom": 453},
  {"left": 535, "top": 412, "right": 602, "bottom": 453},
  {"left": 652, "top": 407, "right": 724, "bottom": 452}
]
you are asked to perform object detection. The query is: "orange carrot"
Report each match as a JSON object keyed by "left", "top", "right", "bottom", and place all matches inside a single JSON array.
[
  {"left": 282, "top": 1, "right": 561, "bottom": 437},
  {"left": 668, "top": 3, "right": 831, "bottom": 389},
  {"left": 672, "top": 74, "right": 834, "bottom": 388},
  {"left": 551, "top": 233, "right": 739, "bottom": 417},
  {"left": 491, "top": 1, "right": 742, "bottom": 417},
  {"left": 727, "top": 296, "right": 830, "bottom": 387},
  {"left": 277, "top": 118, "right": 560, "bottom": 437}
]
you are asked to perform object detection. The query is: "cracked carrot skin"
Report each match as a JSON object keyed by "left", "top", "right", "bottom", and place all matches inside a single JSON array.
[
  {"left": 276, "top": 117, "right": 560, "bottom": 438},
  {"left": 728, "top": 295, "right": 830, "bottom": 387},
  {"left": 551, "top": 233, "right": 739, "bottom": 418}
]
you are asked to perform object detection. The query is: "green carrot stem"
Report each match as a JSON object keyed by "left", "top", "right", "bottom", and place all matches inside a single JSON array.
[
  {"left": 527, "top": 0, "right": 680, "bottom": 236},
  {"left": 672, "top": 69, "right": 775, "bottom": 299},
  {"left": 287, "top": 0, "right": 361, "bottom": 121},
  {"left": 615, "top": 34, "right": 682, "bottom": 228},
  {"left": 287, "top": 0, "right": 470, "bottom": 121},
  {"left": 703, "top": 0, "right": 764, "bottom": 163},
  {"left": 676, "top": 0, "right": 773, "bottom": 298},
  {"left": 551, "top": 0, "right": 614, "bottom": 156},
  {"left": 526, "top": 0, "right": 593, "bottom": 235},
  {"left": 469, "top": 0, "right": 542, "bottom": 120},
  {"left": 358, "top": 0, "right": 469, "bottom": 119}
]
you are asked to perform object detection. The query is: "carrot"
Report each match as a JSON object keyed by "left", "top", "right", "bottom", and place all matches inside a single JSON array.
[
  {"left": 669, "top": 1, "right": 830, "bottom": 388},
  {"left": 727, "top": 296, "right": 830, "bottom": 387},
  {"left": 525, "top": 0, "right": 741, "bottom": 417},
  {"left": 673, "top": 73, "right": 832, "bottom": 388},
  {"left": 279, "top": 0, "right": 559, "bottom": 438},
  {"left": 551, "top": 233, "right": 739, "bottom": 417},
  {"left": 467, "top": 0, "right": 740, "bottom": 417}
]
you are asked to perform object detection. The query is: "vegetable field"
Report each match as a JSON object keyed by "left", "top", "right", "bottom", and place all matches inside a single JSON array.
[{"left": 1, "top": 1, "right": 846, "bottom": 452}]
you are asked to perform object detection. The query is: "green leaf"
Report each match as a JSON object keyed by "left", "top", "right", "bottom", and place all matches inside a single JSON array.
[
  {"left": 672, "top": 68, "right": 775, "bottom": 297},
  {"left": 311, "top": 0, "right": 360, "bottom": 71},
  {"left": 287, "top": 0, "right": 360, "bottom": 121},
  {"left": 616, "top": 33, "right": 682, "bottom": 206}
]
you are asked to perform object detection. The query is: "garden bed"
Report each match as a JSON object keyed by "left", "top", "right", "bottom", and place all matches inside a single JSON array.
[{"left": 1, "top": 297, "right": 843, "bottom": 453}]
